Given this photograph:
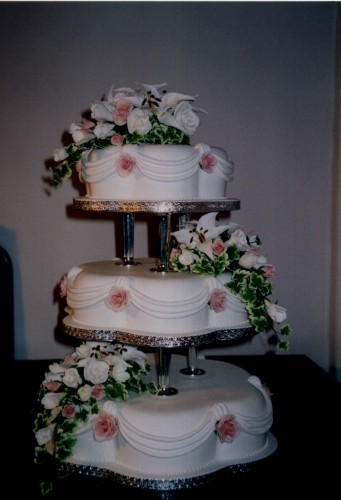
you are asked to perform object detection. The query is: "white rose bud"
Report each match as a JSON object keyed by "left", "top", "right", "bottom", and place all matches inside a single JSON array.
[
  {"left": 266, "top": 301, "right": 287, "bottom": 323},
  {"left": 127, "top": 108, "right": 152, "bottom": 135},
  {"left": 78, "top": 384, "right": 92, "bottom": 401},
  {"left": 53, "top": 147, "right": 68, "bottom": 162},
  {"left": 35, "top": 424, "right": 55, "bottom": 446},
  {"left": 173, "top": 101, "right": 199, "bottom": 135},
  {"left": 41, "top": 392, "right": 65, "bottom": 410}
]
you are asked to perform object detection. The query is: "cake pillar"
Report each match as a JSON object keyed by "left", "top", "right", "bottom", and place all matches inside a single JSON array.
[
  {"left": 180, "top": 346, "right": 205, "bottom": 376},
  {"left": 156, "top": 213, "right": 171, "bottom": 272},
  {"left": 122, "top": 213, "right": 135, "bottom": 265},
  {"left": 157, "top": 348, "right": 178, "bottom": 396}
]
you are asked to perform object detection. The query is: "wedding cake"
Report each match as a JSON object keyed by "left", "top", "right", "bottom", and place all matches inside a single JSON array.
[{"left": 35, "top": 82, "right": 291, "bottom": 492}]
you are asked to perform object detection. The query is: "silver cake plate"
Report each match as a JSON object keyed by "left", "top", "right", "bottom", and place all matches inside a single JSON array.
[
  {"left": 73, "top": 197, "right": 241, "bottom": 213},
  {"left": 63, "top": 316, "right": 255, "bottom": 348}
]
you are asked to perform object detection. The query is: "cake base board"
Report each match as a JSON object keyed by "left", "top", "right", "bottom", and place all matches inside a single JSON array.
[{"left": 60, "top": 355, "right": 277, "bottom": 490}]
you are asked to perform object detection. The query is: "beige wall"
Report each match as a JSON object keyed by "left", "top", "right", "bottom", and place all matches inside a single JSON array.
[{"left": 0, "top": 2, "right": 338, "bottom": 377}]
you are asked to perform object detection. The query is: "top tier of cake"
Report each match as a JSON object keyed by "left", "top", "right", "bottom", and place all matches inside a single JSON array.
[{"left": 81, "top": 143, "right": 234, "bottom": 201}]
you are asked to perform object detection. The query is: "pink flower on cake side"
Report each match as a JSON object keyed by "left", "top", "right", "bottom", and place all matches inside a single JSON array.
[
  {"left": 215, "top": 414, "right": 241, "bottom": 443},
  {"left": 92, "top": 411, "right": 118, "bottom": 442},
  {"left": 209, "top": 288, "right": 227, "bottom": 313},
  {"left": 116, "top": 153, "right": 136, "bottom": 177},
  {"left": 200, "top": 152, "right": 217, "bottom": 173},
  {"left": 106, "top": 286, "right": 131, "bottom": 311}
]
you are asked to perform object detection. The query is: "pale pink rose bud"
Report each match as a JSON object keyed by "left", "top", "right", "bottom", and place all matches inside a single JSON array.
[
  {"left": 262, "top": 264, "right": 276, "bottom": 278},
  {"left": 216, "top": 414, "right": 241, "bottom": 443},
  {"left": 170, "top": 248, "right": 181, "bottom": 258},
  {"left": 212, "top": 238, "right": 226, "bottom": 255},
  {"left": 62, "top": 353, "right": 75, "bottom": 368},
  {"left": 116, "top": 153, "right": 136, "bottom": 177},
  {"left": 209, "top": 289, "right": 227, "bottom": 313},
  {"left": 91, "top": 384, "right": 105, "bottom": 400},
  {"left": 81, "top": 118, "right": 95, "bottom": 130},
  {"left": 106, "top": 286, "right": 130, "bottom": 311},
  {"left": 92, "top": 411, "right": 118, "bottom": 442},
  {"left": 60, "top": 275, "right": 68, "bottom": 298},
  {"left": 111, "top": 133, "right": 124, "bottom": 146},
  {"left": 200, "top": 152, "right": 217, "bottom": 173}
]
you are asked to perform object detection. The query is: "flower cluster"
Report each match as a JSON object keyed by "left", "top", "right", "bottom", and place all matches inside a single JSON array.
[
  {"left": 51, "top": 82, "right": 205, "bottom": 184},
  {"left": 169, "top": 212, "right": 292, "bottom": 350},
  {"left": 34, "top": 341, "right": 158, "bottom": 468}
]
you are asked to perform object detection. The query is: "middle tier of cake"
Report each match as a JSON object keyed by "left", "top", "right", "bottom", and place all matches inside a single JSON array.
[{"left": 62, "top": 258, "right": 252, "bottom": 341}]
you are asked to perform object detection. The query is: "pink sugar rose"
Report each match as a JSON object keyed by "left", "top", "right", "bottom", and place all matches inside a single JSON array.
[
  {"left": 111, "top": 133, "right": 124, "bottom": 146},
  {"left": 212, "top": 238, "right": 226, "bottom": 256},
  {"left": 116, "top": 153, "right": 136, "bottom": 177},
  {"left": 92, "top": 411, "right": 118, "bottom": 442},
  {"left": 216, "top": 414, "right": 241, "bottom": 443},
  {"left": 91, "top": 384, "right": 105, "bottom": 400},
  {"left": 113, "top": 99, "right": 133, "bottom": 126},
  {"left": 44, "top": 381, "right": 62, "bottom": 392},
  {"left": 170, "top": 248, "right": 181, "bottom": 258},
  {"left": 62, "top": 404, "right": 76, "bottom": 419},
  {"left": 262, "top": 264, "right": 276, "bottom": 278},
  {"left": 59, "top": 275, "right": 68, "bottom": 298},
  {"left": 106, "top": 286, "right": 130, "bottom": 312},
  {"left": 209, "top": 289, "right": 227, "bottom": 313},
  {"left": 200, "top": 152, "right": 217, "bottom": 173}
]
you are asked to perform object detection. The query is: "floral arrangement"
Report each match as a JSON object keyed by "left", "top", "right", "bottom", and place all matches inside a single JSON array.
[
  {"left": 169, "top": 212, "right": 292, "bottom": 350},
  {"left": 34, "top": 341, "right": 158, "bottom": 493},
  {"left": 51, "top": 82, "right": 205, "bottom": 185}
]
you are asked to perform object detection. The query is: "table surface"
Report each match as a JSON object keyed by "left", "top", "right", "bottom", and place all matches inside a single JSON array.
[{"left": 9, "top": 354, "right": 341, "bottom": 497}]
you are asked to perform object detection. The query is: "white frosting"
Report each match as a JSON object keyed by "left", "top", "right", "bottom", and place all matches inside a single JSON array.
[
  {"left": 81, "top": 144, "right": 234, "bottom": 201},
  {"left": 69, "top": 355, "right": 277, "bottom": 478},
  {"left": 64, "top": 258, "right": 251, "bottom": 337}
]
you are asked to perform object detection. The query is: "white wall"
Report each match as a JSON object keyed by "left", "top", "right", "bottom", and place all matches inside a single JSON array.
[{"left": 0, "top": 2, "right": 338, "bottom": 375}]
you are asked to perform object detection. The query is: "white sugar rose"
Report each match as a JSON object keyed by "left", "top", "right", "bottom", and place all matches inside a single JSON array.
[
  {"left": 228, "top": 229, "right": 250, "bottom": 251},
  {"left": 41, "top": 392, "right": 65, "bottom": 410},
  {"left": 84, "top": 357, "right": 109, "bottom": 385},
  {"left": 179, "top": 249, "right": 195, "bottom": 266},
  {"left": 35, "top": 424, "right": 55, "bottom": 446},
  {"left": 93, "top": 122, "right": 114, "bottom": 139},
  {"left": 78, "top": 384, "right": 92, "bottom": 401},
  {"left": 63, "top": 367, "right": 82, "bottom": 388},
  {"left": 127, "top": 108, "right": 152, "bottom": 135},
  {"left": 76, "top": 343, "right": 91, "bottom": 359},
  {"left": 173, "top": 101, "right": 199, "bottom": 135}
]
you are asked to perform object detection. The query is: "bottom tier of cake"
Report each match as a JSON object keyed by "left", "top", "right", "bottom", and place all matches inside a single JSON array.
[{"left": 63, "top": 354, "right": 277, "bottom": 489}]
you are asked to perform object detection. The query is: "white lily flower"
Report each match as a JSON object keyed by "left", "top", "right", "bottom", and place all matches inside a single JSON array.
[
  {"left": 112, "top": 357, "right": 130, "bottom": 383},
  {"left": 171, "top": 212, "right": 232, "bottom": 260}
]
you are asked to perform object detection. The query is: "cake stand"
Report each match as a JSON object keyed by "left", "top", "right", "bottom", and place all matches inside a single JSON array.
[{"left": 60, "top": 197, "right": 277, "bottom": 489}]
